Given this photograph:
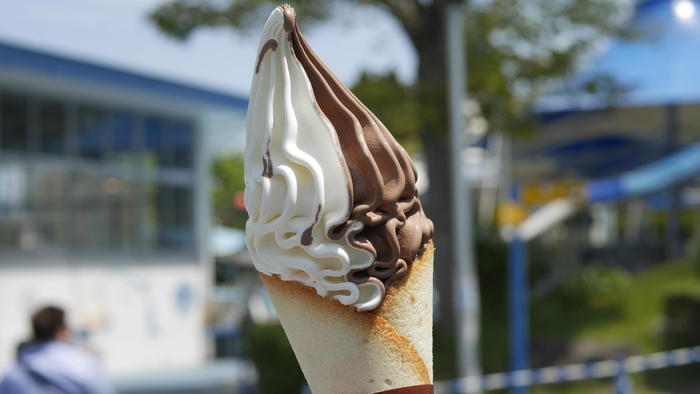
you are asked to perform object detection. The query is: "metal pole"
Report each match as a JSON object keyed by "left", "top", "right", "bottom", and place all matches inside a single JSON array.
[
  {"left": 665, "top": 104, "right": 681, "bottom": 259},
  {"left": 613, "top": 358, "right": 632, "bottom": 394},
  {"left": 446, "top": 0, "right": 482, "bottom": 384},
  {"left": 508, "top": 185, "right": 528, "bottom": 394},
  {"left": 478, "top": 133, "right": 505, "bottom": 227}
]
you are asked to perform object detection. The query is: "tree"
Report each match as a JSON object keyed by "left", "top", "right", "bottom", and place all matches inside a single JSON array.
[
  {"left": 350, "top": 71, "right": 421, "bottom": 154},
  {"left": 150, "top": 0, "right": 626, "bottom": 374},
  {"left": 212, "top": 155, "right": 246, "bottom": 229}
]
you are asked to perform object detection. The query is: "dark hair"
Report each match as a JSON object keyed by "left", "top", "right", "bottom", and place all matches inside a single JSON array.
[{"left": 31, "top": 306, "right": 66, "bottom": 342}]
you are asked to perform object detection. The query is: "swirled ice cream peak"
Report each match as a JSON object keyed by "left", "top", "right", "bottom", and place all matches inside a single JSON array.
[{"left": 244, "top": 5, "right": 433, "bottom": 311}]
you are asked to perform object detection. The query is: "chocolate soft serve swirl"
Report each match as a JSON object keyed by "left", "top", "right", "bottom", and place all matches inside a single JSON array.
[
  {"left": 283, "top": 6, "right": 434, "bottom": 290},
  {"left": 244, "top": 4, "right": 433, "bottom": 311}
]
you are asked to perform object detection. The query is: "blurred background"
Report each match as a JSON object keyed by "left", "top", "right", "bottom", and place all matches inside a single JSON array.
[{"left": 1, "top": 0, "right": 700, "bottom": 393}]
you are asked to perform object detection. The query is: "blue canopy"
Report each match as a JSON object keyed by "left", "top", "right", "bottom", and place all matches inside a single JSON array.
[
  {"left": 526, "top": 0, "right": 700, "bottom": 181},
  {"left": 587, "top": 139, "right": 700, "bottom": 202},
  {"left": 0, "top": 41, "right": 248, "bottom": 111}
]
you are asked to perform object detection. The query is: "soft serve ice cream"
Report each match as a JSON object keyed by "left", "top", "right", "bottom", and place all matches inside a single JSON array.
[
  {"left": 244, "top": 6, "right": 436, "bottom": 393},
  {"left": 244, "top": 5, "right": 433, "bottom": 312}
]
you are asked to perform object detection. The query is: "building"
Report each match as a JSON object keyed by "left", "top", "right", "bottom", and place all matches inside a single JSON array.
[{"left": 0, "top": 40, "right": 247, "bottom": 375}]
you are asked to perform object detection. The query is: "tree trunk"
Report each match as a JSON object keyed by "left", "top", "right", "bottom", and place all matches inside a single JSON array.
[
  {"left": 413, "top": 9, "right": 455, "bottom": 339},
  {"left": 421, "top": 125, "right": 454, "bottom": 330}
]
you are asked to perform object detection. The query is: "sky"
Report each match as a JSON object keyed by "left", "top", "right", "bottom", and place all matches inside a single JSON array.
[
  {"left": 538, "top": 0, "right": 700, "bottom": 110},
  {"left": 0, "top": 0, "right": 416, "bottom": 98}
]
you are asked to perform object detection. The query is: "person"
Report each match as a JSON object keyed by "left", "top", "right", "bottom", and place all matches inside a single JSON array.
[{"left": 0, "top": 306, "right": 115, "bottom": 394}]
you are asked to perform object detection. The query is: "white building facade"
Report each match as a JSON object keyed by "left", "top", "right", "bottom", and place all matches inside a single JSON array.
[{"left": 0, "top": 40, "right": 247, "bottom": 375}]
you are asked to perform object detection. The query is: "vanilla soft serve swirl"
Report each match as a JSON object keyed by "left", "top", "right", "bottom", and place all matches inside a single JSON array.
[{"left": 245, "top": 5, "right": 433, "bottom": 311}]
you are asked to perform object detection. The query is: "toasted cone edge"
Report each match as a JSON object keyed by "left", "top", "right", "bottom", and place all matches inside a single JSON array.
[{"left": 259, "top": 241, "right": 434, "bottom": 390}]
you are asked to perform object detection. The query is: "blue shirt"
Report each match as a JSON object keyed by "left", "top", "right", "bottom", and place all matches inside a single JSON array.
[{"left": 0, "top": 341, "right": 115, "bottom": 394}]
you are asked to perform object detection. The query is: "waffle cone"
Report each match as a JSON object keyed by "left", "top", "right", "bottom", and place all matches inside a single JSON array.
[{"left": 259, "top": 242, "right": 434, "bottom": 394}]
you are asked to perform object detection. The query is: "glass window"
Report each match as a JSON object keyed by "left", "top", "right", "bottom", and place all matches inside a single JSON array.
[
  {"left": 1, "top": 93, "right": 29, "bottom": 152},
  {"left": 69, "top": 170, "right": 107, "bottom": 249},
  {"left": 0, "top": 94, "right": 198, "bottom": 255},
  {"left": 30, "top": 164, "right": 71, "bottom": 248},
  {"left": 39, "top": 101, "right": 68, "bottom": 155},
  {"left": 77, "top": 106, "right": 108, "bottom": 159},
  {"left": 144, "top": 116, "right": 166, "bottom": 166},
  {"left": 0, "top": 162, "right": 29, "bottom": 249},
  {"left": 174, "top": 185, "right": 193, "bottom": 235},
  {"left": 144, "top": 116, "right": 194, "bottom": 169},
  {"left": 108, "top": 112, "right": 137, "bottom": 154},
  {"left": 155, "top": 185, "right": 194, "bottom": 249},
  {"left": 103, "top": 176, "right": 138, "bottom": 250},
  {"left": 167, "top": 121, "right": 194, "bottom": 168}
]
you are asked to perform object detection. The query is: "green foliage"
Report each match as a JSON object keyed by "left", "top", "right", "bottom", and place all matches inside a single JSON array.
[
  {"left": 645, "top": 294, "right": 700, "bottom": 392},
  {"left": 212, "top": 155, "right": 247, "bottom": 229},
  {"left": 531, "top": 267, "right": 625, "bottom": 340},
  {"left": 150, "top": 0, "right": 336, "bottom": 40},
  {"left": 580, "top": 265, "right": 631, "bottom": 295},
  {"left": 149, "top": 0, "right": 627, "bottom": 140},
  {"left": 662, "top": 293, "right": 700, "bottom": 348},
  {"left": 466, "top": 0, "right": 626, "bottom": 136},
  {"left": 533, "top": 260, "right": 700, "bottom": 353},
  {"left": 243, "top": 322, "right": 306, "bottom": 394},
  {"left": 351, "top": 72, "right": 421, "bottom": 153},
  {"left": 434, "top": 323, "right": 458, "bottom": 381},
  {"left": 475, "top": 231, "right": 510, "bottom": 371},
  {"left": 685, "top": 226, "right": 700, "bottom": 266}
]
